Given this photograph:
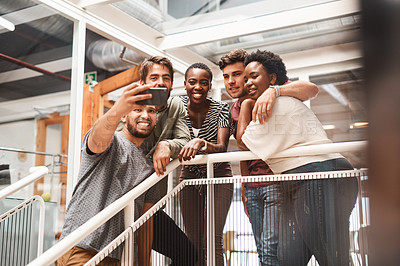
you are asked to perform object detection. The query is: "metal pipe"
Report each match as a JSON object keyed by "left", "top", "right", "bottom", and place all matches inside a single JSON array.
[
  {"left": 0, "top": 146, "right": 67, "bottom": 158},
  {"left": 0, "top": 53, "right": 71, "bottom": 82}
]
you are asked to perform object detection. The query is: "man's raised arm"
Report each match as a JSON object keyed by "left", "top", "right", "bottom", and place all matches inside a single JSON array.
[{"left": 88, "top": 84, "right": 151, "bottom": 154}]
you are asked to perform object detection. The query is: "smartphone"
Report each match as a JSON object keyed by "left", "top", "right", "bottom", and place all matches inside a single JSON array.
[{"left": 137, "top": 88, "right": 169, "bottom": 106}]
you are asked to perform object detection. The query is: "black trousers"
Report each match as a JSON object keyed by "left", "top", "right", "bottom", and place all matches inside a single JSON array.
[{"left": 152, "top": 210, "right": 198, "bottom": 266}]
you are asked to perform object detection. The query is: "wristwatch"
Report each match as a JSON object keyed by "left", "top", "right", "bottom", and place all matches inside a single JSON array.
[{"left": 270, "top": 85, "right": 280, "bottom": 97}]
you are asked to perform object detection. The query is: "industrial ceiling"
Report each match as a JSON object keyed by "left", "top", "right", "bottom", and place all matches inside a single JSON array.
[{"left": 0, "top": 0, "right": 366, "bottom": 167}]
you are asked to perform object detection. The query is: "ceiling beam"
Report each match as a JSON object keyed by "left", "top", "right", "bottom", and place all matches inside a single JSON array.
[
  {"left": 159, "top": 0, "right": 329, "bottom": 35},
  {"left": 75, "top": 0, "right": 121, "bottom": 9},
  {"left": 87, "top": 4, "right": 217, "bottom": 73},
  {"left": 157, "top": 0, "right": 360, "bottom": 50},
  {"left": 0, "top": 5, "right": 56, "bottom": 34},
  {"left": 37, "top": 0, "right": 214, "bottom": 74},
  {"left": 283, "top": 42, "right": 362, "bottom": 72}
]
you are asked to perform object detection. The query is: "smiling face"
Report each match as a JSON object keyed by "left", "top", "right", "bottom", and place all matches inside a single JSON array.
[
  {"left": 222, "top": 61, "right": 247, "bottom": 101},
  {"left": 122, "top": 105, "right": 157, "bottom": 139},
  {"left": 184, "top": 68, "right": 211, "bottom": 104},
  {"left": 141, "top": 63, "right": 173, "bottom": 92},
  {"left": 244, "top": 61, "right": 275, "bottom": 100}
]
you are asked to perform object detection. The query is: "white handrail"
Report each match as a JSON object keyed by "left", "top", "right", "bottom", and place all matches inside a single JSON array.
[
  {"left": 27, "top": 159, "right": 181, "bottom": 266},
  {"left": 0, "top": 166, "right": 48, "bottom": 201},
  {"left": 181, "top": 140, "right": 368, "bottom": 165},
  {"left": 28, "top": 140, "right": 367, "bottom": 266}
]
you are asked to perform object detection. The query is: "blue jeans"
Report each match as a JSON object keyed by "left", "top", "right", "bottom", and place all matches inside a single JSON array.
[
  {"left": 246, "top": 184, "right": 281, "bottom": 266},
  {"left": 278, "top": 158, "right": 358, "bottom": 266}
]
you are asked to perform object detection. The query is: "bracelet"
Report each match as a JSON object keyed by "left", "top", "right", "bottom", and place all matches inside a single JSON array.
[{"left": 270, "top": 85, "right": 280, "bottom": 97}]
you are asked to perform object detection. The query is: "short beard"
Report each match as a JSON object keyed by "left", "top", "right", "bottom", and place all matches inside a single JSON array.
[
  {"left": 126, "top": 123, "right": 152, "bottom": 138},
  {"left": 237, "top": 90, "right": 247, "bottom": 99}
]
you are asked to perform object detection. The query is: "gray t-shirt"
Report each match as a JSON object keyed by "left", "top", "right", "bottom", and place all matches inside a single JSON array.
[{"left": 60, "top": 131, "right": 158, "bottom": 259}]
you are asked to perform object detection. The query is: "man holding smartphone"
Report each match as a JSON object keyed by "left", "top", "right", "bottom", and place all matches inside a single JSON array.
[
  {"left": 57, "top": 85, "right": 159, "bottom": 266},
  {"left": 139, "top": 56, "right": 190, "bottom": 176},
  {"left": 137, "top": 56, "right": 198, "bottom": 266}
]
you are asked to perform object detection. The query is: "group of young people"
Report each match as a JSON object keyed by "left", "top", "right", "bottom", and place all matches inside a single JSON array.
[{"left": 56, "top": 49, "right": 358, "bottom": 266}]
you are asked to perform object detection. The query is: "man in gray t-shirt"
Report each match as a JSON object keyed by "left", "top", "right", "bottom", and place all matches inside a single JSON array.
[{"left": 57, "top": 84, "right": 158, "bottom": 265}]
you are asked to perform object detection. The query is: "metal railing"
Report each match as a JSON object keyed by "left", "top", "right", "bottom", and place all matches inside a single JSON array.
[
  {"left": 0, "top": 195, "right": 46, "bottom": 265},
  {"left": 0, "top": 166, "right": 48, "bottom": 265},
  {"left": 0, "top": 166, "right": 49, "bottom": 201},
  {"left": 28, "top": 140, "right": 367, "bottom": 266},
  {"left": 87, "top": 169, "right": 367, "bottom": 266}
]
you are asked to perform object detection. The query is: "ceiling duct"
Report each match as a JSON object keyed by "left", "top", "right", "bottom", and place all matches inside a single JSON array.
[
  {"left": 0, "top": 0, "right": 35, "bottom": 14},
  {"left": 86, "top": 40, "right": 145, "bottom": 72}
]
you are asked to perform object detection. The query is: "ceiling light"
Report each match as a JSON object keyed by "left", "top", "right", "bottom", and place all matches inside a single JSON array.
[
  {"left": 0, "top": 17, "right": 15, "bottom": 31},
  {"left": 350, "top": 122, "right": 368, "bottom": 129},
  {"left": 323, "top": 124, "right": 336, "bottom": 130}
]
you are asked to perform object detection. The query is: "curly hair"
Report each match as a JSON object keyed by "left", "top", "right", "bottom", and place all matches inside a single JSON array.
[
  {"left": 140, "top": 56, "right": 174, "bottom": 83},
  {"left": 244, "top": 50, "right": 288, "bottom": 85},
  {"left": 218, "top": 49, "right": 248, "bottom": 70},
  {"left": 185, "top": 62, "right": 213, "bottom": 81}
]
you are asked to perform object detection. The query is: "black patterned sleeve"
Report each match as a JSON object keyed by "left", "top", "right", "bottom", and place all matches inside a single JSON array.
[{"left": 218, "top": 101, "right": 230, "bottom": 129}]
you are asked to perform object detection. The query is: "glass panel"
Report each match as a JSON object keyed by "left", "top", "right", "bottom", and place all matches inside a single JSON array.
[
  {"left": 310, "top": 68, "right": 367, "bottom": 168},
  {"left": 0, "top": 0, "right": 73, "bottom": 102},
  {"left": 112, "top": 0, "right": 337, "bottom": 33},
  {"left": 0, "top": 0, "right": 74, "bottom": 230},
  {"left": 190, "top": 14, "right": 361, "bottom": 63}
]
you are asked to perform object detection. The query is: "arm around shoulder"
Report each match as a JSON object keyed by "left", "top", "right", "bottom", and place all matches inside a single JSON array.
[{"left": 279, "top": 80, "right": 319, "bottom": 101}]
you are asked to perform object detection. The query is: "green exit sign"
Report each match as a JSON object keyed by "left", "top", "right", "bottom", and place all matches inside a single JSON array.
[{"left": 84, "top": 71, "right": 97, "bottom": 85}]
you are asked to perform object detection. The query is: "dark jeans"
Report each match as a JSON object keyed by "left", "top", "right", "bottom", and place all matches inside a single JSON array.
[
  {"left": 278, "top": 158, "right": 358, "bottom": 266},
  {"left": 179, "top": 163, "right": 234, "bottom": 266},
  {"left": 152, "top": 210, "right": 198, "bottom": 266}
]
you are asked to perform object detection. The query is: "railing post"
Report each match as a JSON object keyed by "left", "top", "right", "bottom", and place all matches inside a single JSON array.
[
  {"left": 36, "top": 196, "right": 46, "bottom": 256},
  {"left": 206, "top": 159, "right": 215, "bottom": 266},
  {"left": 123, "top": 202, "right": 135, "bottom": 265}
]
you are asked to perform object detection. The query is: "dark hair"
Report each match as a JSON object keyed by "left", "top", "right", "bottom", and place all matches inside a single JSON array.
[
  {"left": 140, "top": 56, "right": 174, "bottom": 83},
  {"left": 244, "top": 50, "right": 288, "bottom": 85},
  {"left": 218, "top": 49, "right": 248, "bottom": 70},
  {"left": 185, "top": 62, "right": 213, "bottom": 81}
]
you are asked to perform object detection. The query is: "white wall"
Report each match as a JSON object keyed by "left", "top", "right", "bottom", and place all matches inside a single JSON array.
[
  {"left": 0, "top": 120, "right": 36, "bottom": 197},
  {"left": 0, "top": 119, "right": 63, "bottom": 200}
]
